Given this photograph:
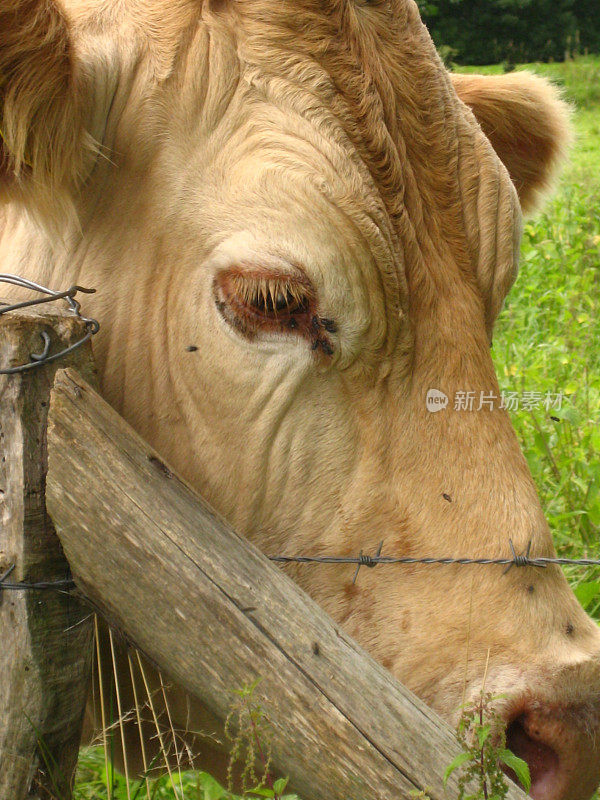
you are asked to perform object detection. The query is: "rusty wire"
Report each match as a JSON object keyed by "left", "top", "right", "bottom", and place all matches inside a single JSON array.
[{"left": 0, "top": 274, "right": 99, "bottom": 374}]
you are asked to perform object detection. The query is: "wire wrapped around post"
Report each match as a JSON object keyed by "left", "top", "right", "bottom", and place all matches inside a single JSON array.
[{"left": 0, "top": 274, "right": 99, "bottom": 374}]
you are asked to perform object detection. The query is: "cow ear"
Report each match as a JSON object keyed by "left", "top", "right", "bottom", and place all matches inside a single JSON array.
[
  {"left": 450, "top": 71, "right": 572, "bottom": 215},
  {"left": 0, "top": 0, "right": 95, "bottom": 219}
]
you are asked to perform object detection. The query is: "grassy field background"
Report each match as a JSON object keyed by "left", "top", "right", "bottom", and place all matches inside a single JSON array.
[
  {"left": 475, "top": 57, "right": 600, "bottom": 619},
  {"left": 73, "top": 56, "right": 600, "bottom": 799}
]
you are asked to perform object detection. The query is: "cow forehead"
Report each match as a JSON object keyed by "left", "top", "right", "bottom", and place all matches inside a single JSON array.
[
  {"left": 220, "top": 0, "right": 477, "bottom": 229},
  {"left": 67, "top": 0, "right": 518, "bottom": 340},
  {"left": 70, "top": 0, "right": 486, "bottom": 209},
  {"left": 69, "top": 0, "right": 512, "bottom": 235}
]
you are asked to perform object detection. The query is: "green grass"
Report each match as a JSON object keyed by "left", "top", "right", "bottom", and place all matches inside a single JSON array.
[
  {"left": 491, "top": 60, "right": 600, "bottom": 620},
  {"left": 74, "top": 747, "right": 298, "bottom": 800},
  {"left": 74, "top": 56, "right": 600, "bottom": 799},
  {"left": 455, "top": 54, "right": 600, "bottom": 108}
]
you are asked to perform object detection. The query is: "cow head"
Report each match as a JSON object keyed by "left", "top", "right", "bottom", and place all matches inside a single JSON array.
[{"left": 1, "top": 1, "right": 599, "bottom": 797}]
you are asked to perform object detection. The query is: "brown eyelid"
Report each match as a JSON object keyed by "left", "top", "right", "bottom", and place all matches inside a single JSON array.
[{"left": 214, "top": 267, "right": 336, "bottom": 356}]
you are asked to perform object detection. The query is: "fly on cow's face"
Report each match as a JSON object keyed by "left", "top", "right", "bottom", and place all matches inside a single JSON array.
[{"left": 321, "top": 318, "right": 338, "bottom": 334}]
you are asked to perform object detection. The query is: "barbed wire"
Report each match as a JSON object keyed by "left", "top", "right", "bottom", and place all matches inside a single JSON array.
[
  {"left": 271, "top": 539, "right": 600, "bottom": 583},
  {"left": 0, "top": 274, "right": 100, "bottom": 374},
  {"left": 3, "top": 541, "right": 600, "bottom": 593}
]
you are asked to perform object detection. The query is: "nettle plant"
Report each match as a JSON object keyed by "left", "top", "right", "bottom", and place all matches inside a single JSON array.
[
  {"left": 444, "top": 693, "right": 531, "bottom": 800},
  {"left": 222, "top": 682, "right": 531, "bottom": 800},
  {"left": 221, "top": 682, "right": 531, "bottom": 800},
  {"left": 225, "top": 680, "right": 297, "bottom": 800}
]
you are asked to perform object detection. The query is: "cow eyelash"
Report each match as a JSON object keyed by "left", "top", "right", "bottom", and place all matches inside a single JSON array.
[
  {"left": 228, "top": 273, "right": 310, "bottom": 317},
  {"left": 214, "top": 269, "right": 316, "bottom": 335}
]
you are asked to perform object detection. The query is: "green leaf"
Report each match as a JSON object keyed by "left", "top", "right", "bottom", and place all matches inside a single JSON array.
[
  {"left": 248, "top": 789, "right": 274, "bottom": 798},
  {"left": 588, "top": 499, "right": 600, "bottom": 528},
  {"left": 574, "top": 581, "right": 600, "bottom": 609},
  {"left": 233, "top": 677, "right": 263, "bottom": 698},
  {"left": 198, "top": 772, "right": 228, "bottom": 800},
  {"left": 499, "top": 749, "right": 532, "bottom": 791},
  {"left": 443, "top": 751, "right": 472, "bottom": 786},
  {"left": 476, "top": 724, "right": 491, "bottom": 747},
  {"left": 273, "top": 778, "right": 289, "bottom": 794}
]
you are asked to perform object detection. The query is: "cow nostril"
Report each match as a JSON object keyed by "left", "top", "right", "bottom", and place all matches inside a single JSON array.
[{"left": 504, "top": 714, "right": 560, "bottom": 798}]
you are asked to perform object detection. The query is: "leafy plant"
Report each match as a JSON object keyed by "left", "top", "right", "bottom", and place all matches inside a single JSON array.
[
  {"left": 74, "top": 749, "right": 299, "bottom": 800},
  {"left": 444, "top": 693, "right": 531, "bottom": 800},
  {"left": 225, "top": 679, "right": 279, "bottom": 798}
]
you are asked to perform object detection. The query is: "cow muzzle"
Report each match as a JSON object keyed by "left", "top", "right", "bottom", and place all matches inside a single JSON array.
[{"left": 503, "top": 701, "right": 600, "bottom": 800}]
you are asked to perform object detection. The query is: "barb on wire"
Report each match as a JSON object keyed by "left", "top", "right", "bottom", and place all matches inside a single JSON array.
[
  {"left": 503, "top": 539, "right": 533, "bottom": 574},
  {"left": 0, "top": 274, "right": 99, "bottom": 375},
  {"left": 270, "top": 538, "right": 600, "bottom": 583},
  {"left": 0, "top": 563, "right": 76, "bottom": 593},
  {"left": 353, "top": 540, "right": 384, "bottom": 584}
]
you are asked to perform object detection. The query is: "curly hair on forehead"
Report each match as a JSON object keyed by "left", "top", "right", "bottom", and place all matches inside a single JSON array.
[
  {"left": 232, "top": 0, "right": 462, "bottom": 220},
  {"left": 0, "top": 0, "right": 570, "bottom": 241}
]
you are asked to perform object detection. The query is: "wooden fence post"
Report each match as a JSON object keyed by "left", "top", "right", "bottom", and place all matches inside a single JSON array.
[
  {"left": 46, "top": 367, "right": 528, "bottom": 800},
  {"left": 0, "top": 307, "right": 96, "bottom": 800}
]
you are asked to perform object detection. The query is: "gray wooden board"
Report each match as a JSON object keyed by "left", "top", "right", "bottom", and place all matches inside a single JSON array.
[
  {"left": 46, "top": 367, "right": 526, "bottom": 800},
  {"left": 0, "top": 310, "right": 95, "bottom": 800}
]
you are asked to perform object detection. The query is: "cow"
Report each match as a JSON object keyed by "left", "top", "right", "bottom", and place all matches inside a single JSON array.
[{"left": 1, "top": 1, "right": 599, "bottom": 798}]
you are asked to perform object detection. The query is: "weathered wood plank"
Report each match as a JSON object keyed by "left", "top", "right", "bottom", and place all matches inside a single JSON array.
[
  {"left": 46, "top": 367, "right": 527, "bottom": 800},
  {"left": 0, "top": 311, "right": 96, "bottom": 800}
]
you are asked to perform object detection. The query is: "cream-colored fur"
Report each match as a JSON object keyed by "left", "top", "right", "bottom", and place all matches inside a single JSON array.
[
  {"left": 0, "top": 0, "right": 98, "bottom": 226},
  {"left": 452, "top": 71, "right": 573, "bottom": 214},
  {"left": 1, "top": 1, "right": 599, "bottom": 797}
]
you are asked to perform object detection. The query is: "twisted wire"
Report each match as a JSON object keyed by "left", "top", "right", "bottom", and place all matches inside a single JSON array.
[
  {"left": 0, "top": 274, "right": 99, "bottom": 374},
  {"left": 3, "top": 540, "right": 600, "bottom": 593}
]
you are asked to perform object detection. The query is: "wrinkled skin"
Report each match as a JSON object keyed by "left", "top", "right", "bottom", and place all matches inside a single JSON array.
[{"left": 1, "top": 1, "right": 599, "bottom": 797}]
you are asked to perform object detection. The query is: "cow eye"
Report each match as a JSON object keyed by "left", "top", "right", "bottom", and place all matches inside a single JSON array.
[{"left": 214, "top": 269, "right": 315, "bottom": 337}]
